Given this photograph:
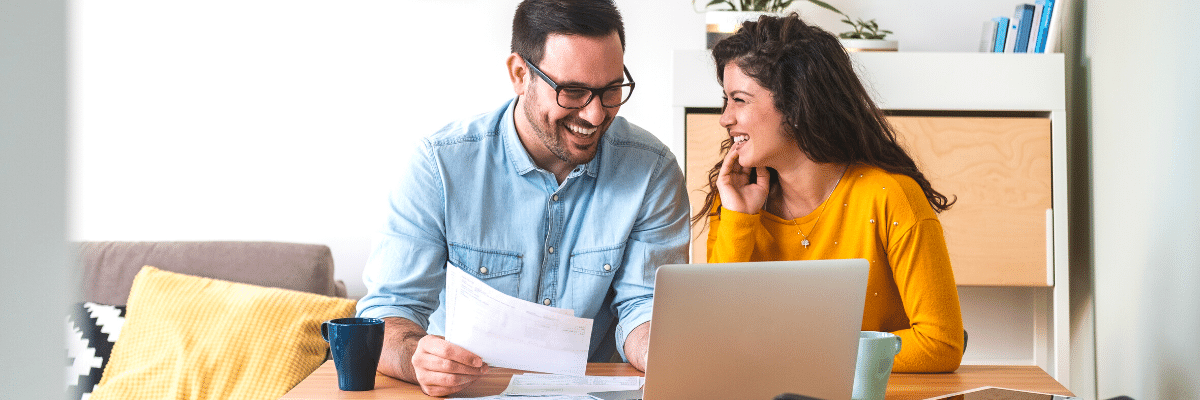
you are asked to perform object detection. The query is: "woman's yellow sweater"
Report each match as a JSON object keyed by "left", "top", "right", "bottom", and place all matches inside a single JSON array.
[{"left": 707, "top": 164, "right": 964, "bottom": 372}]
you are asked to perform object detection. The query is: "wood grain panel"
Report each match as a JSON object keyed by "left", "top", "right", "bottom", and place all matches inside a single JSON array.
[
  {"left": 683, "top": 112, "right": 1053, "bottom": 286},
  {"left": 684, "top": 113, "right": 727, "bottom": 264},
  {"left": 889, "top": 116, "right": 1051, "bottom": 286}
]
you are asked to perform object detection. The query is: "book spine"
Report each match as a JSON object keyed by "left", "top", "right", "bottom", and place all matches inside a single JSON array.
[
  {"left": 980, "top": 19, "right": 999, "bottom": 52},
  {"left": 1003, "top": 14, "right": 1018, "bottom": 52},
  {"left": 1035, "top": 0, "right": 1058, "bottom": 53},
  {"left": 1013, "top": 4, "right": 1035, "bottom": 53},
  {"left": 1028, "top": 1, "right": 1045, "bottom": 53},
  {"left": 992, "top": 17, "right": 1010, "bottom": 53}
]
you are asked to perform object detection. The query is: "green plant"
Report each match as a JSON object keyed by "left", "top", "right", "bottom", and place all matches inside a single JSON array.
[
  {"left": 694, "top": 0, "right": 893, "bottom": 40},
  {"left": 806, "top": 0, "right": 893, "bottom": 39}
]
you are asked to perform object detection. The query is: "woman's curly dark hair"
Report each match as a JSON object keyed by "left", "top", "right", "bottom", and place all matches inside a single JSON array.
[{"left": 692, "top": 13, "right": 954, "bottom": 226}]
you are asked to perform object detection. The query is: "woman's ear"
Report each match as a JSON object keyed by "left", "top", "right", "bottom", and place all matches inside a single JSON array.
[{"left": 506, "top": 53, "right": 528, "bottom": 96}]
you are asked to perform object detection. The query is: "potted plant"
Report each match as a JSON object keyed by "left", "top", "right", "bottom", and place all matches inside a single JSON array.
[
  {"left": 694, "top": 0, "right": 799, "bottom": 48},
  {"left": 694, "top": 0, "right": 897, "bottom": 52},
  {"left": 806, "top": 0, "right": 897, "bottom": 51}
]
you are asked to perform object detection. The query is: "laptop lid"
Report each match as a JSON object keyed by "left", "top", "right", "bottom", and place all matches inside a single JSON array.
[{"left": 642, "top": 259, "right": 870, "bottom": 400}]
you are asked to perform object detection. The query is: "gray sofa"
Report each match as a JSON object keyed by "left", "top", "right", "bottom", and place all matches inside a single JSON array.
[
  {"left": 78, "top": 241, "right": 348, "bottom": 305},
  {"left": 69, "top": 241, "right": 352, "bottom": 399}
]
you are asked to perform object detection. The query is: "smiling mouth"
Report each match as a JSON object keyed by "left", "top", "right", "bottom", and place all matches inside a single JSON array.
[
  {"left": 568, "top": 123, "right": 597, "bottom": 137},
  {"left": 733, "top": 134, "right": 748, "bottom": 144}
]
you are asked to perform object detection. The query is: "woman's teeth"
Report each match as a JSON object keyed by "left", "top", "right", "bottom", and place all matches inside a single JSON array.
[{"left": 733, "top": 135, "right": 748, "bottom": 143}]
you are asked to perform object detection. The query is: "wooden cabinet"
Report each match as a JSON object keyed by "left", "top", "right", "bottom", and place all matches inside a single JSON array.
[
  {"left": 889, "top": 115, "right": 1052, "bottom": 286},
  {"left": 673, "top": 50, "right": 1070, "bottom": 383}
]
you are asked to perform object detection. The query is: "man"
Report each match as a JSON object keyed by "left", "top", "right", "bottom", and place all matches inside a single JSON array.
[{"left": 355, "top": 0, "right": 689, "bottom": 396}]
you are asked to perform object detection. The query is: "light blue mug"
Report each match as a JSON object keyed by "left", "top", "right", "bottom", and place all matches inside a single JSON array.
[{"left": 852, "top": 331, "right": 902, "bottom": 400}]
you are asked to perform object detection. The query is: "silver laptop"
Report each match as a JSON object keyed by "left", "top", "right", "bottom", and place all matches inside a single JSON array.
[{"left": 641, "top": 259, "right": 870, "bottom": 400}]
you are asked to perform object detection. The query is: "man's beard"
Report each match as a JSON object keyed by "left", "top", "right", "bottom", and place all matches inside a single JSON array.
[{"left": 523, "top": 88, "right": 605, "bottom": 166}]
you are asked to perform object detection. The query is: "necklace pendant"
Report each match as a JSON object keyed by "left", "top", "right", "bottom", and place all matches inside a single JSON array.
[{"left": 802, "top": 239, "right": 810, "bottom": 248}]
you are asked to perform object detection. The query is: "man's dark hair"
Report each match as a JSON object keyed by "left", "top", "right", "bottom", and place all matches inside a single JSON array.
[{"left": 511, "top": 0, "right": 626, "bottom": 65}]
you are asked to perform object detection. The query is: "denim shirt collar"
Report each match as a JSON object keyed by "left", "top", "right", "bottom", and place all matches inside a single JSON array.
[{"left": 500, "top": 97, "right": 601, "bottom": 180}]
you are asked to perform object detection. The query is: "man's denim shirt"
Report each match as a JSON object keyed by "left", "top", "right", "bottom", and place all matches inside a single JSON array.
[{"left": 357, "top": 98, "right": 689, "bottom": 361}]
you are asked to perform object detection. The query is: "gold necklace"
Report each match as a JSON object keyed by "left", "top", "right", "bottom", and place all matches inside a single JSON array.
[{"left": 778, "top": 166, "right": 846, "bottom": 249}]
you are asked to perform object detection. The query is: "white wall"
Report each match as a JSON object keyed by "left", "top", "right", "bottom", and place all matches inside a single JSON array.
[
  {"left": 70, "top": 0, "right": 1028, "bottom": 299},
  {"left": 1085, "top": 0, "right": 1200, "bottom": 398},
  {"left": 1, "top": 0, "right": 72, "bottom": 398}
]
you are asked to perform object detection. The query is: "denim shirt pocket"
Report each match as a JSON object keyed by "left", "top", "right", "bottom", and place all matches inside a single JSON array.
[
  {"left": 447, "top": 243, "right": 523, "bottom": 293},
  {"left": 569, "top": 244, "right": 625, "bottom": 279}
]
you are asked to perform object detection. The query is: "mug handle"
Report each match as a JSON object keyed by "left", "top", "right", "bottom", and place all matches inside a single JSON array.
[
  {"left": 321, "top": 321, "right": 331, "bottom": 343},
  {"left": 892, "top": 336, "right": 902, "bottom": 356}
]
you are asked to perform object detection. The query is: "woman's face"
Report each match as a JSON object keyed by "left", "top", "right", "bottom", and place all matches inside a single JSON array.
[{"left": 718, "top": 62, "right": 794, "bottom": 169}]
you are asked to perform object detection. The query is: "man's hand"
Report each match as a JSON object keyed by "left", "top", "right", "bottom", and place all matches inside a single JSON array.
[
  {"left": 411, "top": 334, "right": 489, "bottom": 396},
  {"left": 377, "top": 317, "right": 489, "bottom": 397},
  {"left": 623, "top": 321, "right": 651, "bottom": 372}
]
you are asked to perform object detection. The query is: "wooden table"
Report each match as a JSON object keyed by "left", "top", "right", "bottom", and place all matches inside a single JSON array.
[{"left": 281, "top": 361, "right": 1073, "bottom": 399}]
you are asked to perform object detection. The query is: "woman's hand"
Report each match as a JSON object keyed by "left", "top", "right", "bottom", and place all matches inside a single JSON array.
[{"left": 716, "top": 145, "right": 769, "bottom": 215}]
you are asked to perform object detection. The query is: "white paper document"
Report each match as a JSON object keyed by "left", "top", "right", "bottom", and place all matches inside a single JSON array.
[
  {"left": 500, "top": 373, "right": 644, "bottom": 396},
  {"left": 445, "top": 266, "right": 593, "bottom": 376},
  {"left": 468, "top": 393, "right": 600, "bottom": 396}
]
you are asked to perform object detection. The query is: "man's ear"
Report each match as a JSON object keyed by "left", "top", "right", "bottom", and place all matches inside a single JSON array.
[{"left": 506, "top": 53, "right": 528, "bottom": 96}]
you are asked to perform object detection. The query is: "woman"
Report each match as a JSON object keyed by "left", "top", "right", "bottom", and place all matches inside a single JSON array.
[{"left": 698, "top": 13, "right": 965, "bottom": 372}]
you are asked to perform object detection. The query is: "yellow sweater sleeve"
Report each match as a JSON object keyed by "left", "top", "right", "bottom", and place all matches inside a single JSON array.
[
  {"left": 707, "top": 207, "right": 760, "bottom": 263},
  {"left": 884, "top": 218, "right": 964, "bottom": 372}
]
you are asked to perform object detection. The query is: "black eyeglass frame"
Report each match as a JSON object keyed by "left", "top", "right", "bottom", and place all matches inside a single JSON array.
[{"left": 524, "top": 59, "right": 636, "bottom": 109}]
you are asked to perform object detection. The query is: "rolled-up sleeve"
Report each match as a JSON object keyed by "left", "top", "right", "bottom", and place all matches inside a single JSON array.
[
  {"left": 356, "top": 140, "right": 449, "bottom": 329},
  {"left": 611, "top": 154, "right": 690, "bottom": 360}
]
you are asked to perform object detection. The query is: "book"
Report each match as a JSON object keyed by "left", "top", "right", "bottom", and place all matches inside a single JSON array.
[
  {"left": 1027, "top": 1, "right": 1045, "bottom": 52},
  {"left": 980, "top": 19, "right": 999, "bottom": 52},
  {"left": 1012, "top": 4, "right": 1035, "bottom": 53},
  {"left": 1003, "top": 14, "right": 1018, "bottom": 52},
  {"left": 992, "top": 16, "right": 1009, "bottom": 53},
  {"left": 1038, "top": 0, "right": 1062, "bottom": 52}
]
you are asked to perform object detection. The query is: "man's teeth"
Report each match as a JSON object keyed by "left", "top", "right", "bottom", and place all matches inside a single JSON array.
[
  {"left": 733, "top": 135, "right": 748, "bottom": 143},
  {"left": 569, "top": 125, "right": 597, "bottom": 136}
]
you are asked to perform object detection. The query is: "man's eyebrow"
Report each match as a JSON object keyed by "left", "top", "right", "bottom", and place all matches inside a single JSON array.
[{"left": 558, "top": 75, "right": 626, "bottom": 88}]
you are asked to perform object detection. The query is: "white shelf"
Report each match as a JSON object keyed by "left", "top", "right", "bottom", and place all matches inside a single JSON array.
[{"left": 673, "top": 50, "right": 1066, "bottom": 112}]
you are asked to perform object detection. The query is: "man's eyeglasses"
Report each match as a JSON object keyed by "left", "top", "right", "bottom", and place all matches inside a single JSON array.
[{"left": 524, "top": 59, "right": 635, "bottom": 109}]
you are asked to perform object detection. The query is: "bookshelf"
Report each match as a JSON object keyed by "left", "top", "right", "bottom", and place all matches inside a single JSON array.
[{"left": 672, "top": 50, "right": 1069, "bottom": 384}]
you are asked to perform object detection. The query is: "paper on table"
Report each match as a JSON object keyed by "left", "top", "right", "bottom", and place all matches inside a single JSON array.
[
  {"left": 445, "top": 266, "right": 592, "bottom": 376},
  {"left": 500, "top": 373, "right": 644, "bottom": 396},
  {"left": 463, "top": 393, "right": 595, "bottom": 396}
]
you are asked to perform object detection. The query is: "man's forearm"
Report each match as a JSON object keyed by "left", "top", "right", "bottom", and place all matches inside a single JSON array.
[
  {"left": 623, "top": 321, "right": 651, "bottom": 371},
  {"left": 378, "top": 317, "right": 428, "bottom": 383}
]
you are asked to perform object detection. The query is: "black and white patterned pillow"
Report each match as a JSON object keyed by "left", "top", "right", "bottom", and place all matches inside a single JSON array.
[{"left": 66, "top": 302, "right": 126, "bottom": 400}]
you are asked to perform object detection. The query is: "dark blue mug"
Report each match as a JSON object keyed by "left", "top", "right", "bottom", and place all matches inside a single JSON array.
[{"left": 321, "top": 317, "right": 384, "bottom": 391}]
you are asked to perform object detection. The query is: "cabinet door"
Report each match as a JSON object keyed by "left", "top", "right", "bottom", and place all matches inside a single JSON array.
[
  {"left": 889, "top": 116, "right": 1051, "bottom": 286},
  {"left": 684, "top": 113, "right": 1052, "bottom": 286},
  {"left": 685, "top": 113, "right": 727, "bottom": 264}
]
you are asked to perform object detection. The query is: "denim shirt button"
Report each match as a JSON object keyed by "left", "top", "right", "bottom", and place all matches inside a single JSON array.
[
  {"left": 552, "top": 194, "right": 559, "bottom": 202},
  {"left": 543, "top": 298, "right": 551, "bottom": 306},
  {"left": 548, "top": 246, "right": 555, "bottom": 254},
  {"left": 603, "top": 264, "right": 612, "bottom": 271},
  {"left": 479, "top": 266, "right": 488, "bottom": 274}
]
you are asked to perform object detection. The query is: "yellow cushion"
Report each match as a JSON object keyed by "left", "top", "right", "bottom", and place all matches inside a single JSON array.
[{"left": 91, "top": 266, "right": 357, "bottom": 400}]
